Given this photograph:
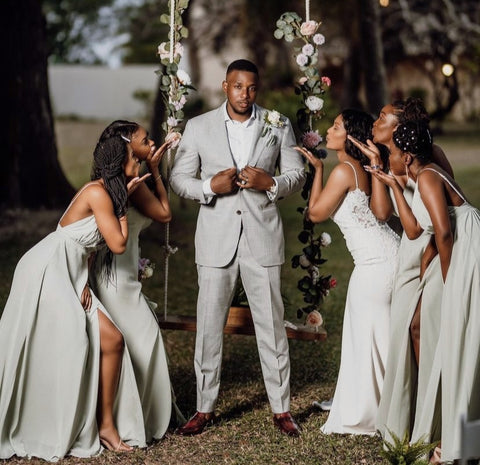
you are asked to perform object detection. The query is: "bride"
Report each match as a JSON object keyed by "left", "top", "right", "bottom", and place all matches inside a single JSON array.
[{"left": 296, "top": 109, "right": 399, "bottom": 434}]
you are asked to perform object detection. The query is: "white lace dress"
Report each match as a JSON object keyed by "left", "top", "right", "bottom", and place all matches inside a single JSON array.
[{"left": 321, "top": 162, "right": 400, "bottom": 435}]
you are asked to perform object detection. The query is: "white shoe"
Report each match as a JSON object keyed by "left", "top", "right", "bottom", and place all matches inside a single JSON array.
[{"left": 313, "top": 399, "right": 333, "bottom": 411}]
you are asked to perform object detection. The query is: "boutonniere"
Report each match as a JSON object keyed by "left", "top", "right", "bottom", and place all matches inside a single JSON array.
[{"left": 261, "top": 110, "right": 286, "bottom": 146}]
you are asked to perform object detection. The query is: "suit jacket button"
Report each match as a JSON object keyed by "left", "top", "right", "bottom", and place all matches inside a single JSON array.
[{"left": 236, "top": 210, "right": 241, "bottom": 215}]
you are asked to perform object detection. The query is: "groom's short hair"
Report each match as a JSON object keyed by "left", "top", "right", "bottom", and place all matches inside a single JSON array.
[{"left": 226, "top": 59, "right": 259, "bottom": 77}]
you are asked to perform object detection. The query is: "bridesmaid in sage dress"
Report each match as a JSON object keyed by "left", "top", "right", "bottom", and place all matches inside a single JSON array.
[
  {"left": 298, "top": 109, "right": 399, "bottom": 435},
  {"left": 350, "top": 98, "right": 453, "bottom": 445},
  {"left": 370, "top": 121, "right": 480, "bottom": 463},
  {"left": 91, "top": 121, "right": 183, "bottom": 444},
  {"left": 0, "top": 124, "right": 151, "bottom": 460}
]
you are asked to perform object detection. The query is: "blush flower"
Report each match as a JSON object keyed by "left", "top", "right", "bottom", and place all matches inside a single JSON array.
[
  {"left": 165, "top": 130, "right": 182, "bottom": 149},
  {"left": 302, "top": 44, "right": 315, "bottom": 57},
  {"left": 296, "top": 54, "right": 309, "bottom": 66},
  {"left": 313, "top": 33, "right": 326, "bottom": 45},
  {"left": 305, "top": 95, "right": 324, "bottom": 112},
  {"left": 298, "top": 76, "right": 308, "bottom": 85},
  {"left": 300, "top": 20, "right": 319, "bottom": 36},
  {"left": 321, "top": 76, "right": 332, "bottom": 86},
  {"left": 302, "top": 130, "right": 323, "bottom": 149},
  {"left": 167, "top": 116, "right": 178, "bottom": 128},
  {"left": 306, "top": 310, "right": 323, "bottom": 328}
]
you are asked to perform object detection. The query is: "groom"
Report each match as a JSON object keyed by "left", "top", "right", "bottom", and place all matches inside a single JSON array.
[{"left": 170, "top": 59, "right": 305, "bottom": 436}]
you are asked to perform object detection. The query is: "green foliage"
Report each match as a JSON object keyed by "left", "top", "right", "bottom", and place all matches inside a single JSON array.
[{"left": 380, "top": 428, "right": 438, "bottom": 465}]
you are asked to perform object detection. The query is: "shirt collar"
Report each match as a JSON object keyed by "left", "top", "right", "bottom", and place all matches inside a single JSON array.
[{"left": 223, "top": 101, "right": 257, "bottom": 125}]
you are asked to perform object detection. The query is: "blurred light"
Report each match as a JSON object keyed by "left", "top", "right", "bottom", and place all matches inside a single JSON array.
[
  {"left": 379, "top": 0, "right": 389, "bottom": 6},
  {"left": 442, "top": 63, "right": 455, "bottom": 77}
]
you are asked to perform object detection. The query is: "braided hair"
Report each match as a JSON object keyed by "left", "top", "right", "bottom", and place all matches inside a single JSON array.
[
  {"left": 392, "top": 120, "right": 433, "bottom": 164},
  {"left": 91, "top": 120, "right": 139, "bottom": 283}
]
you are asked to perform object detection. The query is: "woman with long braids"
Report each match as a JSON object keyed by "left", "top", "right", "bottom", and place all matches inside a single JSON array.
[
  {"left": 91, "top": 121, "right": 183, "bottom": 444},
  {"left": 0, "top": 122, "right": 149, "bottom": 460},
  {"left": 365, "top": 120, "right": 480, "bottom": 463}
]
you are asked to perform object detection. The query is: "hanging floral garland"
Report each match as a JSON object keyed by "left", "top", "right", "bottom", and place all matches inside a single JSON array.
[
  {"left": 274, "top": 10, "right": 336, "bottom": 329},
  {"left": 156, "top": 0, "right": 194, "bottom": 140},
  {"left": 155, "top": 0, "right": 194, "bottom": 317}
]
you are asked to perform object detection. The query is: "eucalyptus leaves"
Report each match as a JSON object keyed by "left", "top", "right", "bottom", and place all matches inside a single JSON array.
[
  {"left": 156, "top": 0, "right": 195, "bottom": 133},
  {"left": 274, "top": 11, "right": 330, "bottom": 159}
]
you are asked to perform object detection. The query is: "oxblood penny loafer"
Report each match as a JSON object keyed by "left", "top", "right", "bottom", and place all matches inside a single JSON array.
[
  {"left": 175, "top": 411, "right": 214, "bottom": 436},
  {"left": 273, "top": 412, "right": 301, "bottom": 437}
]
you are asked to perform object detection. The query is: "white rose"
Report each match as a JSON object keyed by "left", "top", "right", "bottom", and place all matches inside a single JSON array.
[
  {"left": 305, "top": 95, "right": 324, "bottom": 112},
  {"left": 176, "top": 69, "right": 191, "bottom": 86},
  {"left": 144, "top": 266, "right": 154, "bottom": 278},
  {"left": 320, "top": 232, "right": 332, "bottom": 247},
  {"left": 268, "top": 110, "right": 281, "bottom": 125}
]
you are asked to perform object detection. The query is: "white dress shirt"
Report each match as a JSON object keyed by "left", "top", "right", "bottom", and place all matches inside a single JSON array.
[{"left": 203, "top": 102, "right": 277, "bottom": 199}]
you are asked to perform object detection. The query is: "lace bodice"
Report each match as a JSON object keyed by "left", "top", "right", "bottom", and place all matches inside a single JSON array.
[{"left": 331, "top": 163, "right": 400, "bottom": 265}]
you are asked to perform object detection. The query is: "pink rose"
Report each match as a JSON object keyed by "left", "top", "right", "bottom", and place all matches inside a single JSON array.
[
  {"left": 330, "top": 278, "right": 337, "bottom": 288},
  {"left": 300, "top": 20, "right": 319, "bottom": 36},
  {"left": 306, "top": 310, "right": 323, "bottom": 327},
  {"left": 321, "top": 76, "right": 332, "bottom": 87},
  {"left": 298, "top": 76, "right": 308, "bottom": 85}
]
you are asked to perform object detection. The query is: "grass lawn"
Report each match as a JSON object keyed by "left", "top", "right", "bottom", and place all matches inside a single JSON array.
[{"left": 0, "top": 120, "right": 479, "bottom": 464}]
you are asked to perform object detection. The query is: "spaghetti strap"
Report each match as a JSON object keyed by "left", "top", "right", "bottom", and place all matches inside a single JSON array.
[
  {"left": 58, "top": 181, "right": 102, "bottom": 223},
  {"left": 343, "top": 161, "right": 359, "bottom": 189},
  {"left": 421, "top": 167, "right": 467, "bottom": 203}
]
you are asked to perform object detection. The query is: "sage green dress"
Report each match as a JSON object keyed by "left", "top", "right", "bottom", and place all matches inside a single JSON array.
[
  {"left": 0, "top": 187, "right": 145, "bottom": 461},
  {"left": 92, "top": 207, "right": 181, "bottom": 442},
  {"left": 410, "top": 168, "right": 480, "bottom": 462},
  {"left": 376, "top": 178, "right": 443, "bottom": 444}
]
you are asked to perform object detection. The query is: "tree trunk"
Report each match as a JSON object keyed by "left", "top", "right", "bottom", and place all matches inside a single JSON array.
[
  {"left": 358, "top": 0, "right": 388, "bottom": 114},
  {"left": 1, "top": 0, "right": 74, "bottom": 210}
]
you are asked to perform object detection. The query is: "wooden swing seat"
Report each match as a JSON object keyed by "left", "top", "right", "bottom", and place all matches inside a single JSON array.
[{"left": 158, "top": 306, "right": 327, "bottom": 341}]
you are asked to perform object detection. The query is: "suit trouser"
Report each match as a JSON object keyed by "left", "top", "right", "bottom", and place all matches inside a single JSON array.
[{"left": 194, "top": 232, "right": 291, "bottom": 414}]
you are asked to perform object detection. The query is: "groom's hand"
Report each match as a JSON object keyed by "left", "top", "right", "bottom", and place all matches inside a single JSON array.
[
  {"left": 211, "top": 167, "right": 238, "bottom": 194},
  {"left": 237, "top": 166, "right": 274, "bottom": 191}
]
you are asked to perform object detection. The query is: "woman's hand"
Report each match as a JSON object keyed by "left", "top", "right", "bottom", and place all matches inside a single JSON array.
[
  {"left": 365, "top": 166, "right": 401, "bottom": 190},
  {"left": 81, "top": 284, "right": 92, "bottom": 311},
  {"left": 127, "top": 173, "right": 151, "bottom": 196},
  {"left": 295, "top": 146, "right": 323, "bottom": 170},
  {"left": 348, "top": 135, "right": 382, "bottom": 167},
  {"left": 146, "top": 141, "right": 171, "bottom": 172}
]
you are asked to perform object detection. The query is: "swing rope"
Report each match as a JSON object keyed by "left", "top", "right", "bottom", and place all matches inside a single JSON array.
[{"left": 163, "top": 0, "right": 177, "bottom": 320}]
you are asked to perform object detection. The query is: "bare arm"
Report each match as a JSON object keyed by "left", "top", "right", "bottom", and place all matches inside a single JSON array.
[
  {"left": 367, "top": 168, "right": 424, "bottom": 239},
  {"left": 418, "top": 170, "right": 453, "bottom": 281},
  {"left": 88, "top": 186, "right": 129, "bottom": 254},
  {"left": 348, "top": 136, "right": 393, "bottom": 220},
  {"left": 296, "top": 147, "right": 352, "bottom": 223}
]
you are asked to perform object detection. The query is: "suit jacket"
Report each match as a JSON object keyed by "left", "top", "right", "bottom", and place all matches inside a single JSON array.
[{"left": 170, "top": 103, "right": 306, "bottom": 267}]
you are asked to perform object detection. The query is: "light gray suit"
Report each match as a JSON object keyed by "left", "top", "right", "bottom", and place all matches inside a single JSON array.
[{"left": 170, "top": 103, "right": 305, "bottom": 413}]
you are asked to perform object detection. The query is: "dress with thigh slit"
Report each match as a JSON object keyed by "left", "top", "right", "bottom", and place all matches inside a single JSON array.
[{"left": 0, "top": 185, "right": 145, "bottom": 462}]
